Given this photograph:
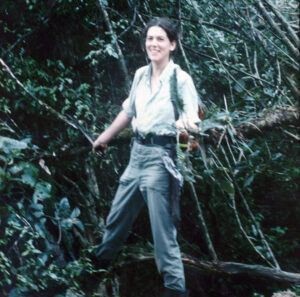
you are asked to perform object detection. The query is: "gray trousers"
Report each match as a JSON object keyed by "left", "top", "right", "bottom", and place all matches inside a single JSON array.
[{"left": 95, "top": 141, "right": 186, "bottom": 291}]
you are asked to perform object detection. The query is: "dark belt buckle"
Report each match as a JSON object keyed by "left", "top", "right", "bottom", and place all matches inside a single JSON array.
[{"left": 136, "top": 133, "right": 147, "bottom": 145}]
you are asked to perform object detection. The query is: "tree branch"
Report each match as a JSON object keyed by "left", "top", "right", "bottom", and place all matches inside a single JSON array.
[
  {"left": 39, "top": 105, "right": 299, "bottom": 162},
  {"left": 175, "top": 0, "right": 192, "bottom": 74},
  {"left": 237, "top": 106, "right": 300, "bottom": 137},
  {"left": 184, "top": 258, "right": 300, "bottom": 284},
  {"left": 254, "top": 0, "right": 300, "bottom": 60},
  {"left": 97, "top": 0, "right": 131, "bottom": 91},
  {"left": 120, "top": 251, "right": 300, "bottom": 285},
  {"left": 187, "top": 181, "right": 218, "bottom": 261},
  {"left": 263, "top": 0, "right": 299, "bottom": 48}
]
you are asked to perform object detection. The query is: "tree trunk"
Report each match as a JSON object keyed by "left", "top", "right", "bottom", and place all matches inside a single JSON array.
[
  {"left": 119, "top": 252, "right": 300, "bottom": 285},
  {"left": 237, "top": 106, "right": 299, "bottom": 137}
]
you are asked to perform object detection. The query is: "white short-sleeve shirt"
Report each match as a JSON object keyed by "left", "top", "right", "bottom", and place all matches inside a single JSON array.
[{"left": 122, "top": 60, "right": 201, "bottom": 136}]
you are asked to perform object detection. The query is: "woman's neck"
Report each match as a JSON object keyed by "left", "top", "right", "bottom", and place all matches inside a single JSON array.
[{"left": 151, "top": 59, "right": 170, "bottom": 78}]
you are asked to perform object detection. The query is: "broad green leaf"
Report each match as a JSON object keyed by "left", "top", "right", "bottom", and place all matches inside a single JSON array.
[
  {"left": 71, "top": 207, "right": 80, "bottom": 218},
  {"left": 0, "top": 136, "right": 28, "bottom": 154},
  {"left": 33, "top": 182, "right": 52, "bottom": 203},
  {"left": 244, "top": 174, "right": 254, "bottom": 188},
  {"left": 20, "top": 164, "right": 38, "bottom": 187},
  {"left": 221, "top": 179, "right": 235, "bottom": 196},
  {"left": 74, "top": 219, "right": 84, "bottom": 231}
]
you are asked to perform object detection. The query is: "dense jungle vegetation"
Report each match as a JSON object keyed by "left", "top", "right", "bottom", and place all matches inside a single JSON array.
[{"left": 0, "top": 0, "right": 299, "bottom": 297}]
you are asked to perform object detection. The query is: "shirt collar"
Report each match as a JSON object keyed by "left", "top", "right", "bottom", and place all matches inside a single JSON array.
[{"left": 145, "top": 60, "right": 176, "bottom": 84}]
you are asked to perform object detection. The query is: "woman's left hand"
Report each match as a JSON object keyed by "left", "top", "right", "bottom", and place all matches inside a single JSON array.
[{"left": 176, "top": 119, "right": 199, "bottom": 132}]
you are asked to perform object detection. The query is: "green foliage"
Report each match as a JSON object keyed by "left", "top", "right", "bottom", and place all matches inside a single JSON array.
[
  {"left": 0, "top": 0, "right": 299, "bottom": 296},
  {"left": 0, "top": 135, "right": 90, "bottom": 296}
]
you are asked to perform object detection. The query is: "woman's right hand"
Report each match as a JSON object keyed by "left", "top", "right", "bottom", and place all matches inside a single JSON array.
[
  {"left": 92, "top": 130, "right": 111, "bottom": 153},
  {"left": 92, "top": 141, "right": 107, "bottom": 153},
  {"left": 92, "top": 110, "right": 131, "bottom": 153}
]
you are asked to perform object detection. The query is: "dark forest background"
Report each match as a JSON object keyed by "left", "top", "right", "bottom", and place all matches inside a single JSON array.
[{"left": 0, "top": 1, "right": 299, "bottom": 297}]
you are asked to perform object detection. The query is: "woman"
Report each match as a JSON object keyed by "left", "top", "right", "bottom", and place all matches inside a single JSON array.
[{"left": 92, "top": 17, "right": 200, "bottom": 297}]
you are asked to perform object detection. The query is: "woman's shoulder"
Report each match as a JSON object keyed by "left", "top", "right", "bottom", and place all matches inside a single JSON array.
[
  {"left": 174, "top": 64, "right": 193, "bottom": 84},
  {"left": 134, "top": 65, "right": 149, "bottom": 77}
]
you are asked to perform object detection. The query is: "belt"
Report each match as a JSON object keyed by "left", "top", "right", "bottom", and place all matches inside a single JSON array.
[{"left": 135, "top": 133, "right": 176, "bottom": 146}]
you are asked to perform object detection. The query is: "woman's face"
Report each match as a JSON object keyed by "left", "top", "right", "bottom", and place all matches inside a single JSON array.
[{"left": 145, "top": 26, "right": 176, "bottom": 64}]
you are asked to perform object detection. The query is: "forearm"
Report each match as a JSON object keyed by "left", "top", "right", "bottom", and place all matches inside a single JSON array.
[{"left": 93, "top": 110, "right": 131, "bottom": 148}]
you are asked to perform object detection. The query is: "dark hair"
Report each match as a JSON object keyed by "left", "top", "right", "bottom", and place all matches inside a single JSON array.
[{"left": 143, "top": 17, "right": 180, "bottom": 44}]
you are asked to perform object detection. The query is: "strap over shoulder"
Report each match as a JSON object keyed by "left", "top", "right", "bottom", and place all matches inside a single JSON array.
[{"left": 170, "top": 68, "right": 184, "bottom": 121}]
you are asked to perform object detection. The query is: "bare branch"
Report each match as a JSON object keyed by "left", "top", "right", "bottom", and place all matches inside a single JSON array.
[
  {"left": 201, "top": 26, "right": 255, "bottom": 98},
  {"left": 254, "top": 0, "right": 300, "bottom": 60},
  {"left": 176, "top": 0, "right": 192, "bottom": 73},
  {"left": 187, "top": 181, "right": 218, "bottom": 261},
  {"left": 243, "top": 43, "right": 258, "bottom": 87},
  {"left": 97, "top": 0, "right": 131, "bottom": 91},
  {"left": 253, "top": 50, "right": 264, "bottom": 87},
  {"left": 234, "top": 181, "right": 281, "bottom": 269},
  {"left": 210, "top": 147, "right": 279, "bottom": 268},
  {"left": 118, "top": 5, "right": 138, "bottom": 39},
  {"left": 263, "top": 0, "right": 299, "bottom": 48}
]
